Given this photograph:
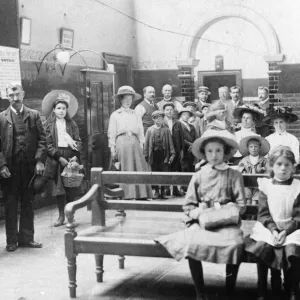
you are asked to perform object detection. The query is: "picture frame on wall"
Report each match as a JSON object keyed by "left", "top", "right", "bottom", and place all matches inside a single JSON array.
[
  {"left": 20, "top": 17, "right": 31, "bottom": 45},
  {"left": 60, "top": 27, "right": 74, "bottom": 48}
]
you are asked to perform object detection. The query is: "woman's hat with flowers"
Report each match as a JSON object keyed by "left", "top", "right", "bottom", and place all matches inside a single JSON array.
[
  {"left": 233, "top": 104, "right": 265, "bottom": 122},
  {"left": 42, "top": 90, "right": 78, "bottom": 118},
  {"left": 262, "top": 105, "right": 298, "bottom": 124}
]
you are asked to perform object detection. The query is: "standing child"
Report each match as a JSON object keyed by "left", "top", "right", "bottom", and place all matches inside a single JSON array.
[
  {"left": 238, "top": 135, "right": 270, "bottom": 205},
  {"left": 43, "top": 93, "right": 83, "bottom": 227},
  {"left": 245, "top": 146, "right": 300, "bottom": 300},
  {"left": 144, "top": 110, "right": 175, "bottom": 199},
  {"left": 156, "top": 129, "right": 246, "bottom": 299},
  {"left": 173, "top": 108, "right": 197, "bottom": 174}
]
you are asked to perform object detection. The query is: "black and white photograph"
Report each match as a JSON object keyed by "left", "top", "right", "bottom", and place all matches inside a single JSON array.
[{"left": 1, "top": 1, "right": 300, "bottom": 299}]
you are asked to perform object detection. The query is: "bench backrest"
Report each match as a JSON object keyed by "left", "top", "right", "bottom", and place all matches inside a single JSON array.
[{"left": 89, "top": 168, "right": 300, "bottom": 226}]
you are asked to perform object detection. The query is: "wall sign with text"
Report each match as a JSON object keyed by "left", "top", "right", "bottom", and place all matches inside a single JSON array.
[
  {"left": 0, "top": 46, "right": 21, "bottom": 99},
  {"left": 60, "top": 28, "right": 74, "bottom": 48}
]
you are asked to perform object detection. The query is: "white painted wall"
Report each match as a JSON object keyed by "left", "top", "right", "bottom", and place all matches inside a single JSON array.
[
  {"left": 19, "top": 0, "right": 137, "bottom": 66},
  {"left": 133, "top": 0, "right": 300, "bottom": 74}
]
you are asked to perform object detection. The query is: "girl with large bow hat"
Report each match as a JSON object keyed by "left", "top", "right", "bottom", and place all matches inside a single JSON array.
[
  {"left": 108, "top": 86, "right": 152, "bottom": 200},
  {"left": 43, "top": 91, "right": 83, "bottom": 227},
  {"left": 156, "top": 129, "right": 246, "bottom": 299},
  {"left": 263, "top": 105, "right": 299, "bottom": 164}
]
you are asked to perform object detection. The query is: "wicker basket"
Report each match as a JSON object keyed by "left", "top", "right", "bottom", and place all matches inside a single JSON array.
[{"left": 61, "top": 173, "right": 84, "bottom": 188}]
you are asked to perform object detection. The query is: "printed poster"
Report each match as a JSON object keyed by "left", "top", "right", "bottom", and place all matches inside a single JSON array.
[{"left": 0, "top": 46, "right": 21, "bottom": 99}]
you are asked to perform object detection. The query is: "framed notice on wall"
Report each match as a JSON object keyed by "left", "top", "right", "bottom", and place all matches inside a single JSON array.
[
  {"left": 60, "top": 28, "right": 74, "bottom": 48},
  {"left": 20, "top": 17, "right": 31, "bottom": 45},
  {"left": 0, "top": 46, "right": 21, "bottom": 99}
]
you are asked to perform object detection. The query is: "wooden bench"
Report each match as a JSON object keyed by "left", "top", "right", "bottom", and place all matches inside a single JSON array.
[{"left": 64, "top": 168, "right": 265, "bottom": 298}]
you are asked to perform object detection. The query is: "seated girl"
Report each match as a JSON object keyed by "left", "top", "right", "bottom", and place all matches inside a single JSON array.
[
  {"left": 238, "top": 135, "right": 270, "bottom": 205},
  {"left": 245, "top": 146, "right": 300, "bottom": 300},
  {"left": 156, "top": 129, "right": 246, "bottom": 300}
]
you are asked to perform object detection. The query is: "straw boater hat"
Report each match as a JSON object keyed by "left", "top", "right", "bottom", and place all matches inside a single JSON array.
[
  {"left": 192, "top": 129, "right": 238, "bottom": 160},
  {"left": 239, "top": 135, "right": 270, "bottom": 157},
  {"left": 262, "top": 105, "right": 298, "bottom": 124},
  {"left": 206, "top": 100, "right": 227, "bottom": 122},
  {"left": 196, "top": 86, "right": 211, "bottom": 95},
  {"left": 183, "top": 101, "right": 197, "bottom": 108},
  {"left": 151, "top": 110, "right": 164, "bottom": 118},
  {"left": 42, "top": 90, "right": 78, "bottom": 118},
  {"left": 178, "top": 108, "right": 193, "bottom": 118},
  {"left": 233, "top": 104, "right": 264, "bottom": 122}
]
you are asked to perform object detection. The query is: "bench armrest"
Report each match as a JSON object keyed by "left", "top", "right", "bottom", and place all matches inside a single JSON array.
[{"left": 65, "top": 184, "right": 99, "bottom": 224}]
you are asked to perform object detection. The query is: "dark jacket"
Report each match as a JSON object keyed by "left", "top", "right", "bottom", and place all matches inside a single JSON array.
[
  {"left": 44, "top": 118, "right": 81, "bottom": 179},
  {"left": 143, "top": 125, "right": 175, "bottom": 165},
  {"left": 238, "top": 156, "right": 268, "bottom": 174},
  {"left": 0, "top": 106, "right": 47, "bottom": 170}
]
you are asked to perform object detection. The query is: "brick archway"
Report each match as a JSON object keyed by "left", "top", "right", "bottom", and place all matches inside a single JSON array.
[{"left": 177, "top": 5, "right": 284, "bottom": 102}]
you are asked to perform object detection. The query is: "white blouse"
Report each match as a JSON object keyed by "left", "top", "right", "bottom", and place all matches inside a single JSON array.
[
  {"left": 108, "top": 107, "right": 145, "bottom": 148},
  {"left": 266, "top": 131, "right": 300, "bottom": 164},
  {"left": 56, "top": 118, "right": 69, "bottom": 147}
]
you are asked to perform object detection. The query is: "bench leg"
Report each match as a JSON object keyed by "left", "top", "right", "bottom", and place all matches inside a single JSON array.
[
  {"left": 119, "top": 255, "right": 125, "bottom": 269},
  {"left": 95, "top": 254, "right": 104, "bottom": 282},
  {"left": 226, "top": 264, "right": 240, "bottom": 295},
  {"left": 68, "top": 257, "right": 77, "bottom": 298}
]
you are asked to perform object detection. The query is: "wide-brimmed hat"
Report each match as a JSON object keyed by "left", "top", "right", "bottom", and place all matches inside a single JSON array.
[
  {"left": 42, "top": 90, "right": 78, "bottom": 118},
  {"left": 262, "top": 105, "right": 298, "bottom": 124},
  {"left": 239, "top": 135, "right": 270, "bottom": 157},
  {"left": 206, "top": 100, "right": 227, "bottom": 122},
  {"left": 113, "top": 86, "right": 141, "bottom": 102},
  {"left": 183, "top": 101, "right": 197, "bottom": 108},
  {"left": 192, "top": 129, "right": 238, "bottom": 160},
  {"left": 196, "top": 86, "right": 211, "bottom": 95},
  {"left": 178, "top": 108, "right": 193, "bottom": 118},
  {"left": 151, "top": 110, "right": 165, "bottom": 118},
  {"left": 233, "top": 104, "right": 264, "bottom": 122}
]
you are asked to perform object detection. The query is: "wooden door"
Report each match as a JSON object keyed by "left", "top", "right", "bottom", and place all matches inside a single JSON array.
[{"left": 198, "top": 70, "right": 242, "bottom": 102}]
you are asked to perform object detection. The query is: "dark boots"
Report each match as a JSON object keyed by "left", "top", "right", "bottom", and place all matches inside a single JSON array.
[
  {"left": 270, "top": 268, "right": 282, "bottom": 300},
  {"left": 54, "top": 195, "right": 65, "bottom": 227},
  {"left": 257, "top": 262, "right": 268, "bottom": 300},
  {"left": 284, "top": 263, "right": 300, "bottom": 300},
  {"left": 188, "top": 258, "right": 207, "bottom": 300}
]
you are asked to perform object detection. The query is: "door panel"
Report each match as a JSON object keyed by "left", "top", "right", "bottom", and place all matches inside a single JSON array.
[{"left": 203, "top": 75, "right": 236, "bottom": 101}]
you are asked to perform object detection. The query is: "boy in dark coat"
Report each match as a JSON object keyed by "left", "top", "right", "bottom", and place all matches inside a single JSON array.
[{"left": 144, "top": 110, "right": 175, "bottom": 199}]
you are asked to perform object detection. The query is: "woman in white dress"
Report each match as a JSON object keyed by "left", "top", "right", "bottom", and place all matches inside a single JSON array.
[{"left": 108, "top": 86, "right": 152, "bottom": 200}]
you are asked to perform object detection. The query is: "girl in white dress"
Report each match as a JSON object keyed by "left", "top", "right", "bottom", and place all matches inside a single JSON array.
[{"left": 245, "top": 146, "right": 300, "bottom": 300}]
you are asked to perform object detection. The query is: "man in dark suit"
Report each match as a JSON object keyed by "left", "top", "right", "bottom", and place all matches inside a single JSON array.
[{"left": 0, "top": 83, "right": 47, "bottom": 251}]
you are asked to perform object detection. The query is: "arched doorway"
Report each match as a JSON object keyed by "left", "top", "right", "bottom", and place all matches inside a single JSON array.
[{"left": 177, "top": 5, "right": 284, "bottom": 102}]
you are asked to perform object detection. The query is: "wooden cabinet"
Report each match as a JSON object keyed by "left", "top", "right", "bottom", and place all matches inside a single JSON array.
[{"left": 81, "top": 69, "right": 115, "bottom": 184}]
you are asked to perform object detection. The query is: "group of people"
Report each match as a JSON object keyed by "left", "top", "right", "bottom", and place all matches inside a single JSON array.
[
  {"left": 108, "top": 83, "right": 299, "bottom": 202},
  {"left": 108, "top": 83, "right": 300, "bottom": 300},
  {"left": 2, "top": 80, "right": 300, "bottom": 299},
  {"left": 0, "top": 83, "right": 83, "bottom": 252}
]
